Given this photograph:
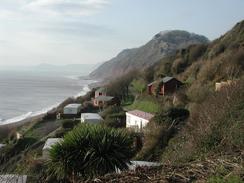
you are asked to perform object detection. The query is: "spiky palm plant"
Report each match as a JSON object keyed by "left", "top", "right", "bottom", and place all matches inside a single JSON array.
[{"left": 47, "top": 124, "right": 135, "bottom": 182}]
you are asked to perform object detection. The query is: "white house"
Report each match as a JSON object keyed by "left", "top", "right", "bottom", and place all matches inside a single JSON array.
[
  {"left": 63, "top": 104, "right": 82, "bottom": 115},
  {"left": 81, "top": 113, "right": 103, "bottom": 124},
  {"left": 126, "top": 110, "right": 154, "bottom": 132},
  {"left": 43, "top": 138, "right": 63, "bottom": 159},
  {"left": 0, "top": 174, "right": 27, "bottom": 183}
]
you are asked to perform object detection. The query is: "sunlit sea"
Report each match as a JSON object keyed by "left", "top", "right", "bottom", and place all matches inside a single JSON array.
[{"left": 0, "top": 71, "right": 92, "bottom": 123}]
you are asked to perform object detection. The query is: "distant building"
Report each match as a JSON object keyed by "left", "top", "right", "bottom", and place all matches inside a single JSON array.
[
  {"left": 0, "top": 174, "right": 27, "bottom": 183},
  {"left": 16, "top": 132, "right": 23, "bottom": 140},
  {"left": 43, "top": 138, "right": 63, "bottom": 159},
  {"left": 63, "top": 104, "right": 82, "bottom": 117},
  {"left": 126, "top": 110, "right": 154, "bottom": 132},
  {"left": 95, "top": 87, "right": 107, "bottom": 98},
  {"left": 148, "top": 76, "right": 183, "bottom": 96},
  {"left": 93, "top": 96, "right": 115, "bottom": 107},
  {"left": 81, "top": 113, "right": 103, "bottom": 124},
  {"left": 215, "top": 80, "right": 237, "bottom": 91}
]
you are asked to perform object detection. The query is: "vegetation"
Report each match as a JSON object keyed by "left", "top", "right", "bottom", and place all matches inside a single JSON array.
[
  {"left": 1, "top": 20, "right": 244, "bottom": 182},
  {"left": 126, "top": 96, "right": 162, "bottom": 113},
  {"left": 100, "top": 106, "right": 125, "bottom": 128},
  {"left": 47, "top": 124, "right": 135, "bottom": 182}
]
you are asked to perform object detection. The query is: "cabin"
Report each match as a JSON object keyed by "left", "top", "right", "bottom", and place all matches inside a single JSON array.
[
  {"left": 126, "top": 110, "right": 154, "bottom": 132},
  {"left": 215, "top": 80, "right": 237, "bottom": 91},
  {"left": 0, "top": 175, "right": 27, "bottom": 183},
  {"left": 43, "top": 138, "right": 63, "bottom": 159},
  {"left": 81, "top": 113, "right": 103, "bottom": 124},
  {"left": 148, "top": 76, "right": 183, "bottom": 96},
  {"left": 63, "top": 104, "right": 82, "bottom": 118},
  {"left": 93, "top": 96, "right": 115, "bottom": 108},
  {"left": 95, "top": 87, "right": 107, "bottom": 98}
]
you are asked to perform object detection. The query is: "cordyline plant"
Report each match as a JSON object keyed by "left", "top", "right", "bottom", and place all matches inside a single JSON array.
[{"left": 47, "top": 124, "right": 135, "bottom": 182}]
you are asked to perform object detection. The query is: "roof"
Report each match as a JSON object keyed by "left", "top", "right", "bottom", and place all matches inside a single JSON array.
[
  {"left": 43, "top": 138, "right": 63, "bottom": 150},
  {"left": 162, "top": 76, "right": 174, "bottom": 83},
  {"left": 95, "top": 96, "right": 114, "bottom": 102},
  {"left": 126, "top": 110, "right": 154, "bottom": 121},
  {"left": 148, "top": 76, "right": 179, "bottom": 86},
  {"left": 96, "top": 87, "right": 106, "bottom": 93},
  {"left": 128, "top": 161, "right": 161, "bottom": 171},
  {"left": 81, "top": 113, "right": 103, "bottom": 120},
  {"left": 0, "top": 175, "right": 27, "bottom": 183},
  {"left": 64, "top": 103, "right": 81, "bottom": 109}
]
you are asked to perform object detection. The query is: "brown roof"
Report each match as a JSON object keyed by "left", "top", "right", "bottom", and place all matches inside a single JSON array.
[{"left": 127, "top": 110, "right": 154, "bottom": 121}]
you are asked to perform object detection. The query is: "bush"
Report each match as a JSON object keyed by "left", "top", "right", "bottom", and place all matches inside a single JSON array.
[
  {"left": 154, "top": 107, "right": 189, "bottom": 125},
  {"left": 47, "top": 124, "right": 135, "bottom": 181},
  {"left": 61, "top": 120, "right": 79, "bottom": 129}
]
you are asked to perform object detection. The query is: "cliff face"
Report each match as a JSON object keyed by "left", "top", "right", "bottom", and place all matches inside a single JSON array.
[{"left": 89, "top": 30, "right": 209, "bottom": 80}]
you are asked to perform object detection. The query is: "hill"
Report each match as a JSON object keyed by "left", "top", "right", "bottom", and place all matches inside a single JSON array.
[
  {"left": 90, "top": 30, "right": 209, "bottom": 80},
  {"left": 0, "top": 20, "right": 243, "bottom": 182}
]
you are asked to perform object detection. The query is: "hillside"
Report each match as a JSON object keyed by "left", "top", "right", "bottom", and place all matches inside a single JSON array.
[
  {"left": 0, "top": 21, "right": 243, "bottom": 182},
  {"left": 90, "top": 30, "right": 209, "bottom": 80}
]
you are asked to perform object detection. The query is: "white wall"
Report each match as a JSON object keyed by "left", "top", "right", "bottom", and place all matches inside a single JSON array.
[{"left": 126, "top": 113, "right": 149, "bottom": 131}]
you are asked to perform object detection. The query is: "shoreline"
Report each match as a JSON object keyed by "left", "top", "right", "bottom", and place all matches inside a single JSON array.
[{"left": 0, "top": 79, "right": 100, "bottom": 129}]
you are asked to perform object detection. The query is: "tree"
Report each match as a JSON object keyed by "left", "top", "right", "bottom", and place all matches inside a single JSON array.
[
  {"left": 47, "top": 124, "right": 135, "bottom": 182},
  {"left": 131, "top": 79, "right": 146, "bottom": 97}
]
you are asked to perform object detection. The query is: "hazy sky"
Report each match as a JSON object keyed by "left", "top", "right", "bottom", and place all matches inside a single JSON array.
[{"left": 0, "top": 0, "right": 243, "bottom": 66}]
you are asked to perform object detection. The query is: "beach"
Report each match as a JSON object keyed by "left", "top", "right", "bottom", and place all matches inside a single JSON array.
[{"left": 0, "top": 71, "right": 96, "bottom": 128}]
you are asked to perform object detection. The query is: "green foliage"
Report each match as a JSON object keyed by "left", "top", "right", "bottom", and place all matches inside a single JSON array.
[
  {"left": 154, "top": 107, "right": 189, "bottom": 125},
  {"left": 0, "top": 137, "right": 37, "bottom": 165},
  {"left": 47, "top": 124, "right": 135, "bottom": 181},
  {"left": 131, "top": 79, "right": 146, "bottom": 95},
  {"left": 101, "top": 106, "right": 125, "bottom": 128},
  {"left": 208, "top": 175, "right": 243, "bottom": 183},
  {"left": 126, "top": 96, "right": 161, "bottom": 113},
  {"left": 61, "top": 120, "right": 79, "bottom": 129},
  {"left": 107, "top": 70, "right": 137, "bottom": 100},
  {"left": 136, "top": 107, "right": 189, "bottom": 161}
]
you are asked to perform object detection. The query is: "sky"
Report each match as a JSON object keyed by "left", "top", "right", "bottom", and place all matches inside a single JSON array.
[{"left": 0, "top": 0, "right": 244, "bottom": 67}]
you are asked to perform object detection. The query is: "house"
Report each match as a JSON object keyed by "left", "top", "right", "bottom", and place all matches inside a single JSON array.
[
  {"left": 93, "top": 96, "right": 115, "bottom": 107},
  {"left": 81, "top": 113, "right": 103, "bottom": 124},
  {"left": 63, "top": 104, "right": 82, "bottom": 117},
  {"left": 0, "top": 174, "right": 27, "bottom": 183},
  {"left": 43, "top": 138, "right": 63, "bottom": 159},
  {"left": 148, "top": 76, "right": 183, "bottom": 96},
  {"left": 95, "top": 87, "right": 107, "bottom": 98},
  {"left": 16, "top": 132, "right": 23, "bottom": 140},
  {"left": 215, "top": 80, "right": 237, "bottom": 91},
  {"left": 126, "top": 110, "right": 154, "bottom": 132}
]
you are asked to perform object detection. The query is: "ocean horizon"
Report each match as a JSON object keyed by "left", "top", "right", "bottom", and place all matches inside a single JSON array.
[{"left": 0, "top": 70, "right": 94, "bottom": 124}]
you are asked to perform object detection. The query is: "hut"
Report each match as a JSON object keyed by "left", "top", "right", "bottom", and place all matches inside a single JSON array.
[
  {"left": 148, "top": 76, "right": 183, "bottom": 96},
  {"left": 81, "top": 113, "right": 103, "bottom": 124},
  {"left": 126, "top": 110, "right": 154, "bottom": 132},
  {"left": 42, "top": 138, "right": 63, "bottom": 159},
  {"left": 93, "top": 96, "right": 115, "bottom": 107},
  {"left": 63, "top": 104, "right": 82, "bottom": 118}
]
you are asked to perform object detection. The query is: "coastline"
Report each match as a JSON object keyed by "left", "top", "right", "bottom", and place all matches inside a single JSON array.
[{"left": 0, "top": 79, "right": 99, "bottom": 129}]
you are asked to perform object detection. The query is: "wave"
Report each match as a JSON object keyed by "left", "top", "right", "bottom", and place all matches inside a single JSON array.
[{"left": 0, "top": 83, "right": 93, "bottom": 126}]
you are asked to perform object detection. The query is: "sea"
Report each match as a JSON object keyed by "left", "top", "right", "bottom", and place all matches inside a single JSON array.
[{"left": 0, "top": 71, "right": 94, "bottom": 124}]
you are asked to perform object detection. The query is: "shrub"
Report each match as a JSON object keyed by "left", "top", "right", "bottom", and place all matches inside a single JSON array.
[
  {"left": 61, "top": 120, "right": 79, "bottom": 129},
  {"left": 47, "top": 124, "right": 135, "bottom": 181},
  {"left": 154, "top": 107, "right": 190, "bottom": 125}
]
